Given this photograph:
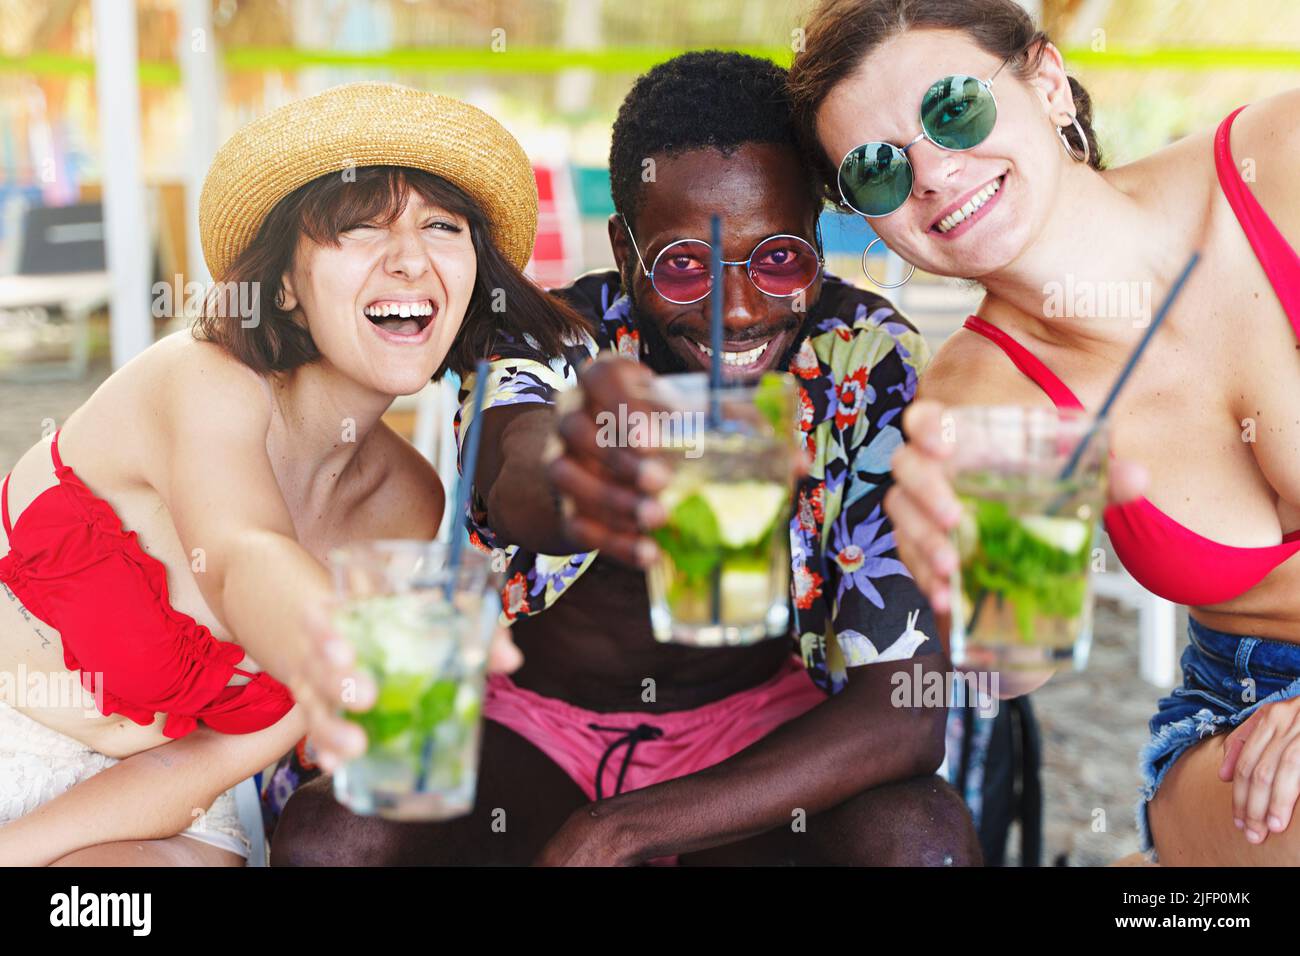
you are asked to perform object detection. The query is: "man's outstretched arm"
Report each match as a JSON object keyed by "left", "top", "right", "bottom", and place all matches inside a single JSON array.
[{"left": 472, "top": 358, "right": 668, "bottom": 564}]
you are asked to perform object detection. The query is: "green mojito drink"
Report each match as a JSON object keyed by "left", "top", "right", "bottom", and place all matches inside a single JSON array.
[
  {"left": 642, "top": 373, "right": 798, "bottom": 646},
  {"left": 946, "top": 407, "right": 1108, "bottom": 698},
  {"left": 329, "top": 541, "right": 498, "bottom": 821}
]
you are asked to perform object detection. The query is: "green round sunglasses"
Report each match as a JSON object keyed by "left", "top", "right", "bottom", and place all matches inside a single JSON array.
[{"left": 837, "top": 57, "right": 1013, "bottom": 219}]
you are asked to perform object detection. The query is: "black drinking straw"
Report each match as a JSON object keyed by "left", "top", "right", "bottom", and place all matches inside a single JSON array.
[
  {"left": 416, "top": 359, "right": 490, "bottom": 790},
  {"left": 446, "top": 359, "right": 492, "bottom": 588},
  {"left": 708, "top": 214, "right": 724, "bottom": 624},
  {"left": 709, "top": 213, "right": 724, "bottom": 424},
  {"left": 1052, "top": 251, "right": 1201, "bottom": 492}
]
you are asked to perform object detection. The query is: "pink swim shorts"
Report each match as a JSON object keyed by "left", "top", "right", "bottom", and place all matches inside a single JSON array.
[{"left": 483, "top": 654, "right": 826, "bottom": 805}]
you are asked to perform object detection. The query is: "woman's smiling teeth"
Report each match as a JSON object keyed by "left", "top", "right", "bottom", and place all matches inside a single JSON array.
[
  {"left": 364, "top": 300, "right": 435, "bottom": 318},
  {"left": 699, "top": 340, "right": 770, "bottom": 367},
  {"left": 935, "top": 176, "right": 1002, "bottom": 234},
  {"left": 363, "top": 299, "right": 436, "bottom": 337}
]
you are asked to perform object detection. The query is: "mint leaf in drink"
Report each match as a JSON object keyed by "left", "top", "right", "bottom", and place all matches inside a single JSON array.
[
  {"left": 962, "top": 497, "right": 1093, "bottom": 642},
  {"left": 651, "top": 492, "right": 722, "bottom": 581},
  {"left": 415, "top": 679, "right": 459, "bottom": 734},
  {"left": 349, "top": 707, "right": 410, "bottom": 744},
  {"left": 376, "top": 672, "right": 428, "bottom": 713}
]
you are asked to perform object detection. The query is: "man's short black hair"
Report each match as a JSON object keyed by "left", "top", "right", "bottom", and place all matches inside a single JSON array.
[{"left": 608, "top": 50, "right": 820, "bottom": 229}]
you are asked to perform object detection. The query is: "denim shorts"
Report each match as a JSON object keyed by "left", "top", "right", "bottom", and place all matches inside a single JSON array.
[{"left": 1137, "top": 617, "right": 1300, "bottom": 855}]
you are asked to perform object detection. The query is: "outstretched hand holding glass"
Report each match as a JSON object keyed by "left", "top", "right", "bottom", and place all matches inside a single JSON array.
[
  {"left": 295, "top": 600, "right": 521, "bottom": 774},
  {"left": 894, "top": 403, "right": 1149, "bottom": 697}
]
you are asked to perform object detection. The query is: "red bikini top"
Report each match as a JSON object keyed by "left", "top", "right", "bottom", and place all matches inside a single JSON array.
[
  {"left": 961, "top": 107, "right": 1300, "bottom": 608},
  {"left": 0, "top": 431, "right": 293, "bottom": 738}
]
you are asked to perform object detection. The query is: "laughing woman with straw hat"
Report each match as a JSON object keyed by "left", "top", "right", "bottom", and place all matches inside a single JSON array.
[{"left": 0, "top": 83, "right": 580, "bottom": 866}]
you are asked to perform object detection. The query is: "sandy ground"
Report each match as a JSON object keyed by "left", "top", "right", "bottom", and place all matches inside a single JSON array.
[{"left": 1029, "top": 598, "right": 1188, "bottom": 866}]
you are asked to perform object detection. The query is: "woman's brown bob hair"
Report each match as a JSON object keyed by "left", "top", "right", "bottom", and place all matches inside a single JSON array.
[
  {"left": 788, "top": 0, "right": 1105, "bottom": 203},
  {"left": 194, "top": 166, "right": 590, "bottom": 380}
]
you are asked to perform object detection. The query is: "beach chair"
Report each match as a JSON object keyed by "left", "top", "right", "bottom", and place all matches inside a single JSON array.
[
  {"left": 0, "top": 201, "right": 109, "bottom": 382},
  {"left": 945, "top": 696, "right": 1043, "bottom": 866}
]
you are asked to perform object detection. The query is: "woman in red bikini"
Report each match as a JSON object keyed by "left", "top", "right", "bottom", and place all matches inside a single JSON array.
[
  {"left": 0, "top": 82, "right": 567, "bottom": 865},
  {"left": 790, "top": 0, "right": 1300, "bottom": 865}
]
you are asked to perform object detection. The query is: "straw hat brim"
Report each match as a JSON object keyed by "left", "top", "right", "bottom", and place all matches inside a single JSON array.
[{"left": 199, "top": 82, "right": 537, "bottom": 280}]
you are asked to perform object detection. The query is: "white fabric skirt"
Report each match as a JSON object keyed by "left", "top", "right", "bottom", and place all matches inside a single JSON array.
[{"left": 0, "top": 700, "right": 248, "bottom": 860}]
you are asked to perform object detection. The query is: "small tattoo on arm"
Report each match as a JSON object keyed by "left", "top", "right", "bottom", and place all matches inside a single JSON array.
[{"left": 2, "top": 581, "right": 52, "bottom": 648}]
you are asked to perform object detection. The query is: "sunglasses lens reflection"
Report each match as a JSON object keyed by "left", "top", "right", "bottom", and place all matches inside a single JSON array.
[
  {"left": 839, "top": 142, "right": 913, "bottom": 217},
  {"left": 922, "top": 74, "right": 997, "bottom": 150}
]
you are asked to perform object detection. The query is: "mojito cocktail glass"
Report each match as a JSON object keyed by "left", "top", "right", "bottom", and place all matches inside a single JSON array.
[
  {"left": 329, "top": 540, "right": 499, "bottom": 821},
  {"left": 946, "top": 406, "right": 1109, "bottom": 698},
  {"left": 640, "top": 372, "right": 799, "bottom": 646}
]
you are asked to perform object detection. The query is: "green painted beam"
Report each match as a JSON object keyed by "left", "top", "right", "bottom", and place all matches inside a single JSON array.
[
  {"left": 1, "top": 45, "right": 1297, "bottom": 84},
  {"left": 0, "top": 52, "right": 180, "bottom": 84},
  {"left": 222, "top": 45, "right": 792, "bottom": 72},
  {"left": 1064, "top": 46, "right": 1300, "bottom": 69}
]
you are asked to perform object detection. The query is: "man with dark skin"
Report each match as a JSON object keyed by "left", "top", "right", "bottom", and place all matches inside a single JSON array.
[{"left": 271, "top": 52, "right": 980, "bottom": 866}]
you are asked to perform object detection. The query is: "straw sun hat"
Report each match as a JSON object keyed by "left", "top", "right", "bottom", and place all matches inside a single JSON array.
[{"left": 199, "top": 82, "right": 538, "bottom": 280}]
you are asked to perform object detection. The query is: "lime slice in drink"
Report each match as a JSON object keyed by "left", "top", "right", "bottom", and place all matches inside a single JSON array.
[
  {"left": 1019, "top": 515, "right": 1090, "bottom": 554},
  {"left": 698, "top": 481, "right": 789, "bottom": 549},
  {"left": 720, "top": 568, "right": 771, "bottom": 619}
]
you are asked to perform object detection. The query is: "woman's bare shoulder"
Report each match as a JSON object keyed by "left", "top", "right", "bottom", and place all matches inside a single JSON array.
[
  {"left": 54, "top": 332, "right": 272, "bottom": 483},
  {"left": 119, "top": 332, "right": 276, "bottom": 444},
  {"left": 1229, "top": 90, "right": 1300, "bottom": 234},
  {"left": 151, "top": 330, "right": 271, "bottom": 401},
  {"left": 1232, "top": 89, "right": 1300, "bottom": 154}
]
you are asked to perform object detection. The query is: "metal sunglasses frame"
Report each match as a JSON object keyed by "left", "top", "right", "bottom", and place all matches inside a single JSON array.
[
  {"left": 620, "top": 214, "right": 825, "bottom": 305},
  {"left": 836, "top": 56, "right": 1014, "bottom": 219}
]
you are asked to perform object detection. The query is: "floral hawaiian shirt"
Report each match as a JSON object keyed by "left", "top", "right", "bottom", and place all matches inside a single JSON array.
[{"left": 456, "top": 270, "right": 938, "bottom": 695}]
